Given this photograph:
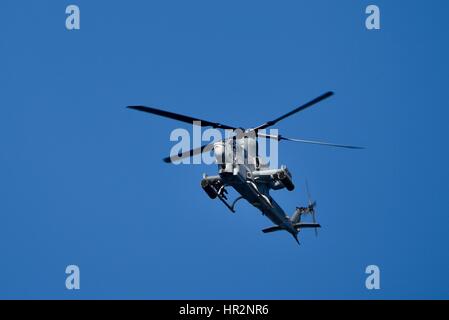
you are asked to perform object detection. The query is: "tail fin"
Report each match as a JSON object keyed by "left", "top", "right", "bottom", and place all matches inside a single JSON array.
[
  {"left": 292, "top": 232, "right": 300, "bottom": 246},
  {"left": 262, "top": 226, "right": 284, "bottom": 234},
  {"left": 294, "top": 223, "right": 321, "bottom": 230},
  {"left": 262, "top": 225, "right": 301, "bottom": 245},
  {"left": 262, "top": 223, "right": 321, "bottom": 233}
]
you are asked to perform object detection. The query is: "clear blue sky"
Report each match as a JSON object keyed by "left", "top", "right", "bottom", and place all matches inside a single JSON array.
[{"left": 1, "top": 0, "right": 448, "bottom": 299}]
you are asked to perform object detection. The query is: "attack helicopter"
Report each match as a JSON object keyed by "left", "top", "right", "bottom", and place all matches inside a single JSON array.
[{"left": 127, "top": 91, "right": 362, "bottom": 244}]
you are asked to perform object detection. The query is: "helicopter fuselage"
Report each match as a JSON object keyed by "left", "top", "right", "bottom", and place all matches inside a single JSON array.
[
  {"left": 221, "top": 168, "right": 294, "bottom": 229},
  {"left": 201, "top": 137, "right": 300, "bottom": 237}
]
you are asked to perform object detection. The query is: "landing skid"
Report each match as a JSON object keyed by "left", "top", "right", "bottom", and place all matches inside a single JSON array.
[
  {"left": 201, "top": 176, "right": 244, "bottom": 213},
  {"left": 218, "top": 194, "right": 245, "bottom": 213},
  {"left": 217, "top": 193, "right": 236, "bottom": 213}
]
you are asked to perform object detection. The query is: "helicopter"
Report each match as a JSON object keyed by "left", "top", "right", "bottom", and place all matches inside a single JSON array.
[{"left": 127, "top": 91, "right": 363, "bottom": 245}]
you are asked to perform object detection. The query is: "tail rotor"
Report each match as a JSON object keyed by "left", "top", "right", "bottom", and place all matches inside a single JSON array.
[{"left": 305, "top": 179, "right": 318, "bottom": 237}]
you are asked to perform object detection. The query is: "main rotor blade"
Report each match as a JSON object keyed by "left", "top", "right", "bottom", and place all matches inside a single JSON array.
[
  {"left": 259, "top": 133, "right": 364, "bottom": 150},
  {"left": 127, "top": 106, "right": 236, "bottom": 130},
  {"left": 255, "top": 91, "right": 334, "bottom": 130},
  {"left": 162, "top": 142, "right": 215, "bottom": 163},
  {"left": 281, "top": 136, "right": 364, "bottom": 149}
]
